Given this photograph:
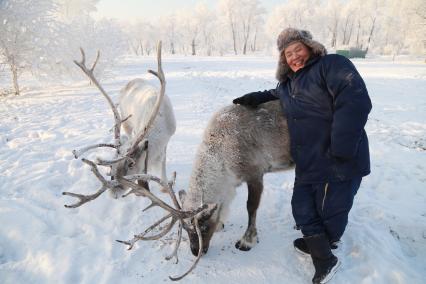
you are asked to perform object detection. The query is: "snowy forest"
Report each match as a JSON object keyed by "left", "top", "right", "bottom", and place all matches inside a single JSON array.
[{"left": 1, "top": 0, "right": 425, "bottom": 96}]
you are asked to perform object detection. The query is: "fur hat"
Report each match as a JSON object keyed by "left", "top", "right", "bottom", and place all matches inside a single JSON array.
[{"left": 275, "top": 28, "right": 327, "bottom": 83}]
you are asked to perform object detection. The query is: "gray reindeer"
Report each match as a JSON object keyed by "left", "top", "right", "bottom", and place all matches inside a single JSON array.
[{"left": 180, "top": 100, "right": 294, "bottom": 256}]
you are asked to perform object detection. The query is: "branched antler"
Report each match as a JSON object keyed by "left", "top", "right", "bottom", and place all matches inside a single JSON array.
[
  {"left": 169, "top": 218, "right": 204, "bottom": 281},
  {"left": 72, "top": 143, "right": 117, "bottom": 159},
  {"left": 128, "top": 42, "right": 165, "bottom": 156},
  {"left": 62, "top": 159, "right": 117, "bottom": 208},
  {"left": 118, "top": 177, "right": 209, "bottom": 219},
  {"left": 116, "top": 213, "right": 174, "bottom": 249},
  {"left": 114, "top": 175, "right": 217, "bottom": 280},
  {"left": 73, "top": 48, "right": 122, "bottom": 147},
  {"left": 165, "top": 222, "right": 182, "bottom": 264},
  {"left": 95, "top": 155, "right": 135, "bottom": 167}
]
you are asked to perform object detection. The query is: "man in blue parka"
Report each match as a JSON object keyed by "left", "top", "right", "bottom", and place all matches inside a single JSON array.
[{"left": 233, "top": 28, "right": 372, "bottom": 284}]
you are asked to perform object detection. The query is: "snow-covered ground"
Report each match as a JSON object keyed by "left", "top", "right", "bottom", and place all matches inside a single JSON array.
[{"left": 0, "top": 56, "right": 425, "bottom": 284}]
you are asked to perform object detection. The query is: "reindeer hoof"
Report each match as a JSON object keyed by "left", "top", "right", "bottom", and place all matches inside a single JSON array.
[{"left": 235, "top": 238, "right": 256, "bottom": 251}]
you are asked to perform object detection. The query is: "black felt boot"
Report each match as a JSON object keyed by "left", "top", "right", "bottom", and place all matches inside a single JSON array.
[
  {"left": 294, "top": 238, "right": 340, "bottom": 256},
  {"left": 304, "top": 234, "right": 341, "bottom": 284},
  {"left": 294, "top": 237, "right": 310, "bottom": 255}
]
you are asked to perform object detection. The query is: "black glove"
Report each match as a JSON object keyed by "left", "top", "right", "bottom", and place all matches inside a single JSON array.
[{"left": 232, "top": 92, "right": 262, "bottom": 108}]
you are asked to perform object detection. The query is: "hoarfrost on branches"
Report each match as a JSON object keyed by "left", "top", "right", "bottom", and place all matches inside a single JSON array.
[
  {"left": 0, "top": 0, "right": 126, "bottom": 95},
  {"left": 1, "top": 0, "right": 424, "bottom": 97},
  {"left": 0, "top": 0, "right": 61, "bottom": 95}
]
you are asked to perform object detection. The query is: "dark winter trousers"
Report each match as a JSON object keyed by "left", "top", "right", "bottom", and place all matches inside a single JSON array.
[{"left": 291, "top": 177, "right": 362, "bottom": 242}]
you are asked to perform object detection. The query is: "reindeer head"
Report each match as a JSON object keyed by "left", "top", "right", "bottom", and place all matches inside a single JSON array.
[
  {"left": 179, "top": 190, "right": 219, "bottom": 256},
  {"left": 106, "top": 139, "right": 150, "bottom": 198},
  {"left": 110, "top": 139, "right": 147, "bottom": 178},
  {"left": 186, "top": 214, "right": 217, "bottom": 256}
]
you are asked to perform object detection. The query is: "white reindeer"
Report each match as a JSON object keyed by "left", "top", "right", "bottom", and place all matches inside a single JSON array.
[
  {"left": 114, "top": 78, "right": 176, "bottom": 195},
  {"left": 180, "top": 100, "right": 294, "bottom": 256},
  {"left": 66, "top": 42, "right": 176, "bottom": 204}
]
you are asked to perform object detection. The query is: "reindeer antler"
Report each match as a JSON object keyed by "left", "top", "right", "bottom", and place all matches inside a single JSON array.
[
  {"left": 73, "top": 48, "right": 123, "bottom": 149},
  {"left": 128, "top": 41, "right": 166, "bottom": 156},
  {"left": 62, "top": 159, "right": 117, "bottom": 208},
  {"left": 116, "top": 175, "right": 217, "bottom": 281},
  {"left": 63, "top": 48, "right": 125, "bottom": 207}
]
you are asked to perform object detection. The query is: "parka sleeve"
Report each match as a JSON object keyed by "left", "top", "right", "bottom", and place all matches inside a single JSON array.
[
  {"left": 246, "top": 88, "right": 279, "bottom": 105},
  {"left": 323, "top": 55, "right": 372, "bottom": 159}
]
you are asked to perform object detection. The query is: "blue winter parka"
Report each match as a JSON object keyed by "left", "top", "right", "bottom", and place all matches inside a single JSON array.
[{"left": 255, "top": 54, "right": 372, "bottom": 183}]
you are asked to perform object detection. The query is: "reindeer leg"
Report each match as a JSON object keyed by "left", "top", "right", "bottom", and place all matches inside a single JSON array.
[
  {"left": 235, "top": 177, "right": 263, "bottom": 251},
  {"left": 160, "top": 150, "right": 168, "bottom": 193}
]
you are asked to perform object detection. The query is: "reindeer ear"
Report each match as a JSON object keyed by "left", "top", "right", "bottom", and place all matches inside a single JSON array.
[
  {"left": 132, "top": 140, "right": 148, "bottom": 159},
  {"left": 198, "top": 203, "right": 218, "bottom": 221}
]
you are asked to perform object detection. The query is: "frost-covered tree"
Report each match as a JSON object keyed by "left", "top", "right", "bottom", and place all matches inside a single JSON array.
[
  {"left": 0, "top": 0, "right": 61, "bottom": 95},
  {"left": 55, "top": 0, "right": 127, "bottom": 82},
  {"left": 176, "top": 10, "right": 199, "bottom": 55},
  {"left": 376, "top": 0, "right": 408, "bottom": 57},
  {"left": 194, "top": 3, "right": 217, "bottom": 56},
  {"left": 218, "top": 0, "right": 265, "bottom": 55},
  {"left": 0, "top": 0, "right": 124, "bottom": 94},
  {"left": 237, "top": 0, "right": 265, "bottom": 54},
  {"left": 347, "top": 0, "right": 379, "bottom": 51},
  {"left": 218, "top": 0, "right": 240, "bottom": 55},
  {"left": 265, "top": 0, "right": 323, "bottom": 52},
  {"left": 339, "top": 3, "right": 356, "bottom": 46},
  {"left": 323, "top": 0, "right": 342, "bottom": 48},
  {"left": 160, "top": 13, "right": 179, "bottom": 55},
  {"left": 59, "top": 18, "right": 127, "bottom": 82},
  {"left": 125, "top": 20, "right": 157, "bottom": 56},
  {"left": 56, "top": 0, "right": 99, "bottom": 22},
  {"left": 415, "top": 0, "right": 426, "bottom": 19},
  {"left": 126, "top": 23, "right": 144, "bottom": 56},
  {"left": 409, "top": 0, "right": 426, "bottom": 56}
]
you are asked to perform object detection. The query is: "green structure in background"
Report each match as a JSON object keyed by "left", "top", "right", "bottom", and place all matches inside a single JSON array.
[{"left": 336, "top": 48, "right": 367, "bottom": 58}]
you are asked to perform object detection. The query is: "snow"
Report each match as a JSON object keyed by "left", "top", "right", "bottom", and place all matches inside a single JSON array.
[{"left": 0, "top": 56, "right": 425, "bottom": 284}]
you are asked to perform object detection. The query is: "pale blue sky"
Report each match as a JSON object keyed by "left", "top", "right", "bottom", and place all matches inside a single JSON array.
[{"left": 95, "top": 0, "right": 284, "bottom": 22}]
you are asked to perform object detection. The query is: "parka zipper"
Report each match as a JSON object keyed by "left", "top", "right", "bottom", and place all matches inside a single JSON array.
[{"left": 321, "top": 183, "right": 329, "bottom": 211}]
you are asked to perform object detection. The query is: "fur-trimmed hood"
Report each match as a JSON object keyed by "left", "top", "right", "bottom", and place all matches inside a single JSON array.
[{"left": 275, "top": 28, "right": 327, "bottom": 83}]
